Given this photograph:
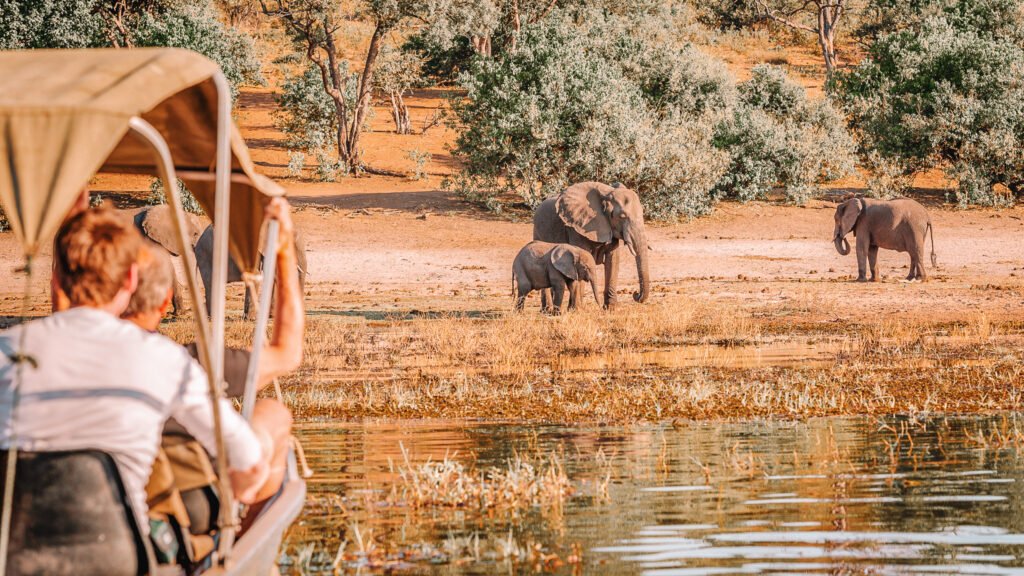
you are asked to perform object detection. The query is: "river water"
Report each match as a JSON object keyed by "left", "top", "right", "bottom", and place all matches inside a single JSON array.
[{"left": 284, "top": 415, "right": 1024, "bottom": 574}]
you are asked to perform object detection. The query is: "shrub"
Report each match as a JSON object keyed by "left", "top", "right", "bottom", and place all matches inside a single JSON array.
[
  {"left": 0, "top": 0, "right": 103, "bottom": 49},
  {"left": 451, "top": 12, "right": 732, "bottom": 217},
  {"left": 148, "top": 178, "right": 204, "bottom": 214},
  {"left": 832, "top": 13, "right": 1024, "bottom": 205},
  {"left": 275, "top": 61, "right": 353, "bottom": 174},
  {"left": 132, "top": 1, "right": 262, "bottom": 96},
  {"left": 714, "top": 65, "right": 854, "bottom": 204}
]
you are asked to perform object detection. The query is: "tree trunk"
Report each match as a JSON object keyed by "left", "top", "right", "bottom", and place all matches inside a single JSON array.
[
  {"left": 390, "top": 92, "right": 411, "bottom": 135},
  {"left": 345, "top": 24, "right": 386, "bottom": 168},
  {"left": 818, "top": 4, "right": 840, "bottom": 75}
]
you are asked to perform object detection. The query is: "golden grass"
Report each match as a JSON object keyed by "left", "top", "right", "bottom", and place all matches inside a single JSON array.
[{"left": 155, "top": 296, "right": 1024, "bottom": 423}]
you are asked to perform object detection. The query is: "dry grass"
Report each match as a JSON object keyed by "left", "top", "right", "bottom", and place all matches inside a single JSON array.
[
  {"left": 156, "top": 295, "right": 1024, "bottom": 423},
  {"left": 393, "top": 445, "right": 573, "bottom": 511}
]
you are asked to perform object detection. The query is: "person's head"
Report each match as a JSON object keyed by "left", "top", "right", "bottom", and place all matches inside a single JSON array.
[
  {"left": 122, "top": 243, "right": 175, "bottom": 331},
  {"left": 54, "top": 207, "right": 142, "bottom": 315}
]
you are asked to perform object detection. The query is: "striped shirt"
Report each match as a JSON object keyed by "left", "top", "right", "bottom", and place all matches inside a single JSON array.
[{"left": 0, "top": 307, "right": 263, "bottom": 532}]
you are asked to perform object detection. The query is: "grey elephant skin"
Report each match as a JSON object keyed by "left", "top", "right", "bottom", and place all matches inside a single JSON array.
[
  {"left": 194, "top": 224, "right": 308, "bottom": 318},
  {"left": 833, "top": 197, "right": 937, "bottom": 282},
  {"left": 132, "top": 205, "right": 203, "bottom": 314},
  {"left": 533, "top": 181, "right": 650, "bottom": 307},
  {"left": 513, "top": 241, "right": 600, "bottom": 313}
]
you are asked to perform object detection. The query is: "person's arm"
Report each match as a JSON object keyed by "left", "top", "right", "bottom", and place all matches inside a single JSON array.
[
  {"left": 171, "top": 353, "right": 270, "bottom": 504},
  {"left": 256, "top": 198, "right": 304, "bottom": 389}
]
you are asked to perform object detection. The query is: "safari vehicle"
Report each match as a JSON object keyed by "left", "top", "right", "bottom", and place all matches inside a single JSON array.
[{"left": 0, "top": 48, "right": 306, "bottom": 575}]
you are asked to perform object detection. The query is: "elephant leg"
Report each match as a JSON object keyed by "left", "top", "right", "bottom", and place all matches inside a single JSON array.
[
  {"left": 243, "top": 284, "right": 255, "bottom": 321},
  {"left": 551, "top": 282, "right": 566, "bottom": 315},
  {"left": 540, "top": 288, "right": 552, "bottom": 313},
  {"left": 171, "top": 281, "right": 186, "bottom": 315},
  {"left": 514, "top": 279, "right": 530, "bottom": 312},
  {"left": 567, "top": 280, "right": 578, "bottom": 311},
  {"left": 868, "top": 246, "right": 879, "bottom": 282},
  {"left": 604, "top": 247, "right": 619, "bottom": 308},
  {"left": 855, "top": 236, "right": 869, "bottom": 282}
]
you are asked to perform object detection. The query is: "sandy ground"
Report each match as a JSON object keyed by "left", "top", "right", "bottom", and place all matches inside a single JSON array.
[{"left": 1, "top": 81, "right": 1023, "bottom": 326}]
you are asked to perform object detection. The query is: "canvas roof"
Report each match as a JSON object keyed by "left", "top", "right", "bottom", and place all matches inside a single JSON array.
[{"left": 0, "top": 47, "right": 283, "bottom": 272}]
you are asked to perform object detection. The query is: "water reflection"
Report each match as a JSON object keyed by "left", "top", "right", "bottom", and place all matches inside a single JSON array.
[{"left": 286, "top": 415, "right": 1024, "bottom": 574}]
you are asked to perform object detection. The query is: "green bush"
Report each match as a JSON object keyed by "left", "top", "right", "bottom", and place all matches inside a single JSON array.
[
  {"left": 714, "top": 65, "right": 854, "bottom": 203},
  {"left": 0, "top": 0, "right": 103, "bottom": 49},
  {"left": 148, "top": 178, "right": 204, "bottom": 215},
  {"left": 832, "top": 12, "right": 1024, "bottom": 205},
  {"left": 132, "top": 2, "right": 262, "bottom": 96},
  {"left": 0, "top": 0, "right": 261, "bottom": 96},
  {"left": 451, "top": 16, "right": 853, "bottom": 218}
]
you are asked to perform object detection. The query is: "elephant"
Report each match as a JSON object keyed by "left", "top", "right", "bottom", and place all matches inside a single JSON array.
[
  {"left": 833, "top": 196, "right": 937, "bottom": 282},
  {"left": 132, "top": 205, "right": 204, "bottom": 315},
  {"left": 533, "top": 181, "right": 649, "bottom": 308},
  {"left": 194, "top": 224, "right": 308, "bottom": 319},
  {"left": 512, "top": 241, "right": 600, "bottom": 313}
]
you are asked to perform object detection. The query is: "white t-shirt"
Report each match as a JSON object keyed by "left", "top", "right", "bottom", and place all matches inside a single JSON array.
[{"left": 0, "top": 307, "right": 263, "bottom": 531}]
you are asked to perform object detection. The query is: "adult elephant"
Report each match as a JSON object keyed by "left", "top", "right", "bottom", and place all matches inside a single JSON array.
[
  {"left": 533, "top": 181, "right": 649, "bottom": 307},
  {"left": 132, "top": 205, "right": 204, "bottom": 315},
  {"left": 833, "top": 196, "right": 936, "bottom": 282},
  {"left": 194, "top": 224, "right": 308, "bottom": 319}
]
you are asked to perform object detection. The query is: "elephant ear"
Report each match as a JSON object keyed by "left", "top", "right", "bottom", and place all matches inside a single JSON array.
[
  {"left": 555, "top": 182, "right": 613, "bottom": 243},
  {"left": 141, "top": 205, "right": 182, "bottom": 256},
  {"left": 550, "top": 245, "right": 579, "bottom": 281},
  {"left": 840, "top": 198, "right": 863, "bottom": 236}
]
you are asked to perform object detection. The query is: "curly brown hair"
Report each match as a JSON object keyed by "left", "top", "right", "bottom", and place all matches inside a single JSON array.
[{"left": 54, "top": 207, "right": 143, "bottom": 307}]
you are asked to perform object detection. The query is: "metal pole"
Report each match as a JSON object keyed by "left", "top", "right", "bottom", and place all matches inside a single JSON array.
[
  {"left": 242, "top": 220, "right": 279, "bottom": 422},
  {"left": 210, "top": 71, "right": 239, "bottom": 563},
  {"left": 126, "top": 119, "right": 214, "bottom": 380}
]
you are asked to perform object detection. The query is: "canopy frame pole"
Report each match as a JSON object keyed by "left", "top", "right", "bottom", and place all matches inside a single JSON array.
[
  {"left": 126, "top": 117, "right": 234, "bottom": 570},
  {"left": 242, "top": 220, "right": 279, "bottom": 421},
  {"left": 210, "top": 71, "right": 239, "bottom": 564},
  {"left": 126, "top": 117, "right": 215, "bottom": 394}
]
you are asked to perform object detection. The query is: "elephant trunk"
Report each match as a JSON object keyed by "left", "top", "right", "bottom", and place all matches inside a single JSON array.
[
  {"left": 834, "top": 234, "right": 850, "bottom": 256},
  {"left": 590, "top": 278, "right": 601, "bottom": 307},
  {"left": 632, "top": 233, "right": 650, "bottom": 303}
]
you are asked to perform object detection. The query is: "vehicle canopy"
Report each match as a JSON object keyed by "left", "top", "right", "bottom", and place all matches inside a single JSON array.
[
  {"left": 0, "top": 47, "right": 297, "bottom": 572},
  {"left": 0, "top": 47, "right": 281, "bottom": 271}
]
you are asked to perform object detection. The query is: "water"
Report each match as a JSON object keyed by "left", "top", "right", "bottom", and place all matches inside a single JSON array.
[{"left": 284, "top": 415, "right": 1024, "bottom": 574}]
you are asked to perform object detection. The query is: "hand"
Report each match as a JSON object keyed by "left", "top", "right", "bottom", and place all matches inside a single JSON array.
[{"left": 264, "top": 197, "right": 294, "bottom": 257}]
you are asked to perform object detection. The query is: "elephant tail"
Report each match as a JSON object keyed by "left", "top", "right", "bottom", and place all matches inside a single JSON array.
[{"left": 928, "top": 221, "right": 937, "bottom": 268}]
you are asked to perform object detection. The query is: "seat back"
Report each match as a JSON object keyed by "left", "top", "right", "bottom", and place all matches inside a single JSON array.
[{"left": 0, "top": 450, "right": 152, "bottom": 576}]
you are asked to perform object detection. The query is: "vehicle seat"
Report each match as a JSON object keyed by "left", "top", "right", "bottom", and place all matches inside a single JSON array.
[{"left": 0, "top": 450, "right": 156, "bottom": 576}]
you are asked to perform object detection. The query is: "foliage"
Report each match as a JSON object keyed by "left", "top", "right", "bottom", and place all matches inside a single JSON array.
[
  {"left": 132, "top": 1, "right": 263, "bottom": 95},
  {"left": 692, "top": 0, "right": 762, "bottom": 30},
  {"left": 0, "top": 0, "right": 104, "bottom": 49},
  {"left": 274, "top": 61, "right": 356, "bottom": 173},
  {"left": 408, "top": 149, "right": 431, "bottom": 180},
  {"left": 402, "top": 32, "right": 477, "bottom": 83},
  {"left": 452, "top": 13, "right": 851, "bottom": 218},
  {"left": 0, "top": 0, "right": 261, "bottom": 95},
  {"left": 376, "top": 45, "right": 423, "bottom": 97},
  {"left": 148, "top": 178, "right": 205, "bottom": 215},
  {"left": 832, "top": 10, "right": 1024, "bottom": 205},
  {"left": 714, "top": 65, "right": 854, "bottom": 203}
]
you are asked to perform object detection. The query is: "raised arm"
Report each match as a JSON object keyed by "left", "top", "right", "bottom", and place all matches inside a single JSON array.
[{"left": 256, "top": 197, "right": 304, "bottom": 388}]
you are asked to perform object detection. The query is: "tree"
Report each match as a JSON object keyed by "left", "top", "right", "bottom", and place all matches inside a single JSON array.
[
  {"left": 831, "top": 6, "right": 1024, "bottom": 205},
  {"left": 376, "top": 46, "right": 422, "bottom": 134},
  {"left": 752, "top": 0, "right": 850, "bottom": 74},
  {"left": 450, "top": 10, "right": 852, "bottom": 218},
  {"left": 260, "top": 0, "right": 424, "bottom": 170},
  {"left": 0, "top": 0, "right": 261, "bottom": 96}
]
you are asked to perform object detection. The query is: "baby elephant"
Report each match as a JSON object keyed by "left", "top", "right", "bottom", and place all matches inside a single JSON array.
[
  {"left": 833, "top": 196, "right": 937, "bottom": 282},
  {"left": 513, "top": 241, "right": 600, "bottom": 313}
]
